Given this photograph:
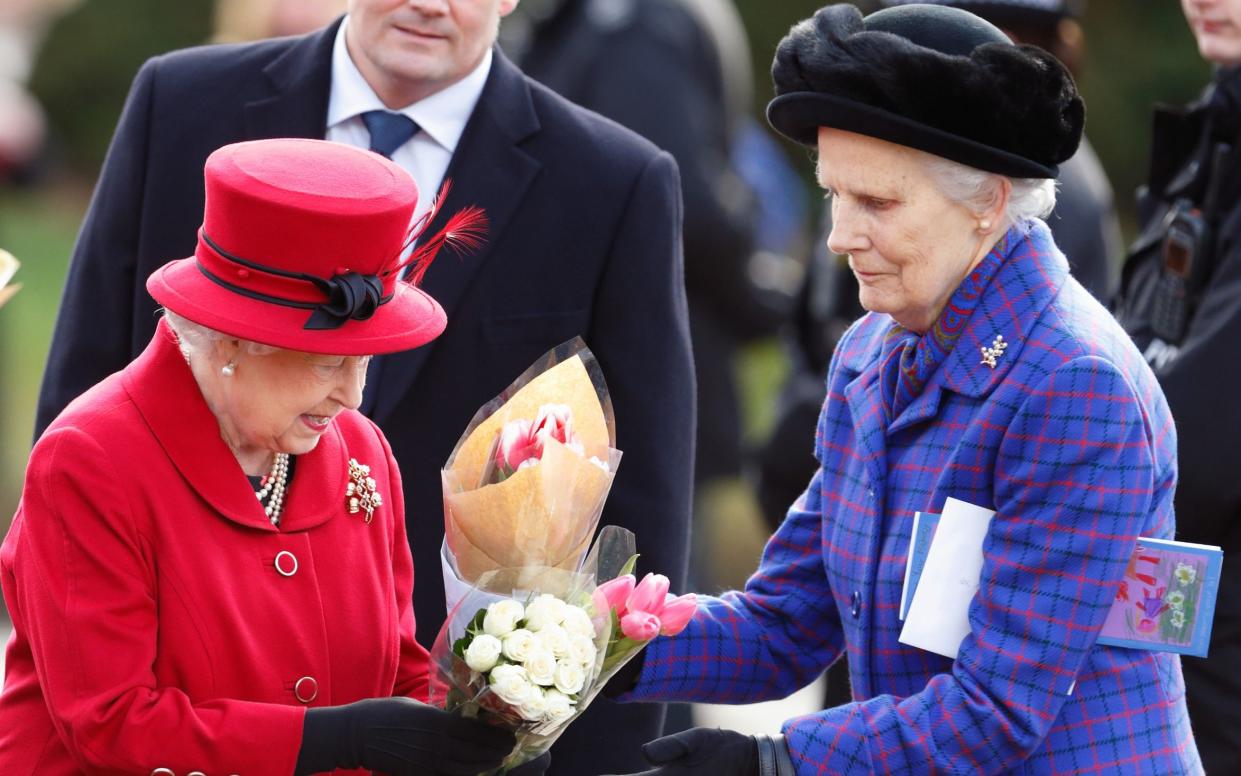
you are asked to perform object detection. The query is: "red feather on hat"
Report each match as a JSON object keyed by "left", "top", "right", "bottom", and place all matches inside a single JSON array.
[{"left": 384, "top": 179, "right": 489, "bottom": 287}]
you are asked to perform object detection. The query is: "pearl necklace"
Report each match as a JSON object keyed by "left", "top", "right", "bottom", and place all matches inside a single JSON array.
[{"left": 255, "top": 453, "right": 290, "bottom": 526}]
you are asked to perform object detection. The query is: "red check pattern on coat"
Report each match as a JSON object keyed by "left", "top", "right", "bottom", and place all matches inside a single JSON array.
[{"left": 629, "top": 221, "right": 1202, "bottom": 774}]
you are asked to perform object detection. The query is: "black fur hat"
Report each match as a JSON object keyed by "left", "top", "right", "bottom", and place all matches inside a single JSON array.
[
  {"left": 767, "top": 3, "right": 1084, "bottom": 178},
  {"left": 880, "top": 0, "right": 1082, "bottom": 29}
]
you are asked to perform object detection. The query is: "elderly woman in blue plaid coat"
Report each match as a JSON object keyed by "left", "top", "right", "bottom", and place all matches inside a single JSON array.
[{"left": 606, "top": 5, "right": 1203, "bottom": 775}]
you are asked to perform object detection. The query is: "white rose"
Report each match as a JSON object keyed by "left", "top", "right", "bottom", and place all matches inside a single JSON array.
[
  {"left": 518, "top": 685, "right": 549, "bottom": 722},
  {"left": 560, "top": 606, "right": 596, "bottom": 639},
  {"left": 553, "top": 658, "right": 585, "bottom": 695},
  {"left": 543, "top": 688, "right": 575, "bottom": 723},
  {"left": 464, "top": 634, "right": 503, "bottom": 673},
  {"left": 524, "top": 594, "right": 568, "bottom": 631},
  {"left": 525, "top": 648, "right": 558, "bottom": 686},
  {"left": 483, "top": 599, "right": 525, "bottom": 637},
  {"left": 489, "top": 663, "right": 533, "bottom": 707},
  {"left": 569, "top": 634, "right": 597, "bottom": 669},
  {"left": 502, "top": 628, "right": 538, "bottom": 662},
  {"left": 536, "top": 624, "right": 570, "bottom": 658}
]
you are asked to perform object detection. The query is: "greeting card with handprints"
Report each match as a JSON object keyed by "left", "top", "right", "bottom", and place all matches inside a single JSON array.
[{"left": 1097, "top": 537, "right": 1222, "bottom": 657}]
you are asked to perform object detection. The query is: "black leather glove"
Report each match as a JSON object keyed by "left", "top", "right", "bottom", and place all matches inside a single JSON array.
[
  {"left": 293, "top": 697, "right": 516, "bottom": 776},
  {"left": 605, "top": 727, "right": 795, "bottom": 776},
  {"left": 507, "top": 750, "right": 552, "bottom": 775}
]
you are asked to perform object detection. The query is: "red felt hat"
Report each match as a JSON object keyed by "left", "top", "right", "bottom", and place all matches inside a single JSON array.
[{"left": 147, "top": 138, "right": 484, "bottom": 355}]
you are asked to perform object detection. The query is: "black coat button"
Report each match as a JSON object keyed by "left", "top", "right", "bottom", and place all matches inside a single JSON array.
[{"left": 850, "top": 590, "right": 861, "bottom": 618}]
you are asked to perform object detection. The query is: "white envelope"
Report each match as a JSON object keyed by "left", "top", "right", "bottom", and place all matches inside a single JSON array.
[{"left": 898, "top": 497, "right": 995, "bottom": 659}]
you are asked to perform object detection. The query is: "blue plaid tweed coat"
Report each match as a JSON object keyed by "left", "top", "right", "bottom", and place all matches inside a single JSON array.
[{"left": 628, "top": 222, "right": 1202, "bottom": 774}]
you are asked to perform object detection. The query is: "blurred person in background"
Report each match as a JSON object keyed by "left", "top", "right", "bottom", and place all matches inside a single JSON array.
[
  {"left": 31, "top": 1, "right": 694, "bottom": 773},
  {"left": 500, "top": 0, "right": 807, "bottom": 597},
  {"left": 1113, "top": 0, "right": 1241, "bottom": 769},
  {"left": 753, "top": 0, "right": 1122, "bottom": 711},
  {"left": 0, "top": 0, "right": 78, "bottom": 184},
  {"left": 606, "top": 4, "right": 1199, "bottom": 773},
  {"left": 0, "top": 137, "right": 538, "bottom": 776},
  {"left": 212, "top": 0, "right": 346, "bottom": 42}
]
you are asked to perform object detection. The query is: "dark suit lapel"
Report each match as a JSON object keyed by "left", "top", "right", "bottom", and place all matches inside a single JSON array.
[
  {"left": 243, "top": 18, "right": 341, "bottom": 140},
  {"left": 369, "top": 50, "right": 542, "bottom": 424}
]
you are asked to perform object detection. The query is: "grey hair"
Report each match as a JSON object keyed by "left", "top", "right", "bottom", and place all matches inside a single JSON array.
[
  {"left": 162, "top": 310, "right": 279, "bottom": 361},
  {"left": 920, "top": 154, "right": 1057, "bottom": 231}
]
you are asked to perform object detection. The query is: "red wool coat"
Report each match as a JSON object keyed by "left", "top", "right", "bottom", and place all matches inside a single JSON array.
[{"left": 0, "top": 321, "right": 431, "bottom": 775}]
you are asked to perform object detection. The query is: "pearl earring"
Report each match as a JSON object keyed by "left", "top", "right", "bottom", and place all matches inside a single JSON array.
[
  {"left": 979, "top": 219, "right": 992, "bottom": 231},
  {"left": 221, "top": 362, "right": 236, "bottom": 377}
]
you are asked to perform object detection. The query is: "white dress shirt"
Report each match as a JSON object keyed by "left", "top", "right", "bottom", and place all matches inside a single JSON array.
[{"left": 325, "top": 16, "right": 492, "bottom": 229}]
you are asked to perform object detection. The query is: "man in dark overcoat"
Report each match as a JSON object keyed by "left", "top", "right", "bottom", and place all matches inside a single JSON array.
[{"left": 34, "top": 2, "right": 695, "bottom": 773}]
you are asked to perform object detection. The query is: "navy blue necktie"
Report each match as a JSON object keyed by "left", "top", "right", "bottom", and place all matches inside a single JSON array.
[
  {"left": 361, "top": 110, "right": 419, "bottom": 158},
  {"left": 358, "top": 110, "right": 418, "bottom": 418}
]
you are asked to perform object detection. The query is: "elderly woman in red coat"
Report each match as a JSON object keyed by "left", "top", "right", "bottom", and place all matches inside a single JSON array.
[{"left": 0, "top": 138, "right": 528, "bottom": 775}]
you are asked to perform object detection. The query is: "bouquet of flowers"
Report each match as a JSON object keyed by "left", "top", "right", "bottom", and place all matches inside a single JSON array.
[
  {"left": 0, "top": 249, "right": 20, "bottom": 310},
  {"left": 439, "top": 338, "right": 622, "bottom": 602},
  {"left": 458, "top": 593, "right": 599, "bottom": 729},
  {"left": 430, "top": 339, "right": 696, "bottom": 773},
  {"left": 431, "top": 530, "right": 696, "bottom": 773}
]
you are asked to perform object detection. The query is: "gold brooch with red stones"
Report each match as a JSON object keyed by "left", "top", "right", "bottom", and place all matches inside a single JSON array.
[{"left": 346, "top": 458, "right": 383, "bottom": 523}]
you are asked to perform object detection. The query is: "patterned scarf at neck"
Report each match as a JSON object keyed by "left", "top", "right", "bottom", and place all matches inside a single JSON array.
[{"left": 878, "top": 228, "right": 1015, "bottom": 424}]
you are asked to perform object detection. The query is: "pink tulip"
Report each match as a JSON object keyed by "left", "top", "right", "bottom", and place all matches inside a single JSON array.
[
  {"left": 592, "top": 574, "right": 636, "bottom": 617},
  {"left": 495, "top": 419, "right": 539, "bottom": 473},
  {"left": 620, "top": 611, "right": 662, "bottom": 641},
  {"left": 532, "top": 404, "right": 578, "bottom": 448},
  {"left": 658, "top": 594, "right": 697, "bottom": 636},
  {"left": 625, "top": 573, "right": 670, "bottom": 617}
]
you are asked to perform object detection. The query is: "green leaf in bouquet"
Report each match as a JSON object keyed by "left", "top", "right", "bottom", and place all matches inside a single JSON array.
[
  {"left": 617, "top": 553, "right": 639, "bottom": 578},
  {"left": 446, "top": 686, "right": 469, "bottom": 712},
  {"left": 453, "top": 606, "right": 491, "bottom": 658},
  {"left": 469, "top": 607, "right": 488, "bottom": 634}
]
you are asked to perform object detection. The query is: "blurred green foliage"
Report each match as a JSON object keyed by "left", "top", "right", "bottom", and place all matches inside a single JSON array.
[
  {"left": 29, "top": 0, "right": 214, "bottom": 171},
  {"left": 0, "top": 191, "right": 84, "bottom": 525},
  {"left": 1075, "top": 2, "right": 1210, "bottom": 229}
]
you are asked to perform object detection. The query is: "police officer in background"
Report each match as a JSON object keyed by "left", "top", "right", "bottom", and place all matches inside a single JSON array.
[{"left": 1113, "top": 1, "right": 1241, "bottom": 770}]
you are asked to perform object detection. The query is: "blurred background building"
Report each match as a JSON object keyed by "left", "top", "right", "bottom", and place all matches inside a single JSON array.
[{"left": 0, "top": 0, "right": 1212, "bottom": 709}]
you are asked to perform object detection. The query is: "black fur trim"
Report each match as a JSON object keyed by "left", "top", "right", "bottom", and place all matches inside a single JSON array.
[{"left": 767, "top": 3, "right": 1083, "bottom": 177}]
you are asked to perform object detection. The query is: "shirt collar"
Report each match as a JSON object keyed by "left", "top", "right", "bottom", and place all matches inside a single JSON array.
[{"left": 327, "top": 15, "right": 492, "bottom": 154}]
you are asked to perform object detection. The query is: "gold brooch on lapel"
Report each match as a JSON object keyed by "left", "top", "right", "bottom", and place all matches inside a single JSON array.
[
  {"left": 346, "top": 458, "right": 383, "bottom": 523},
  {"left": 980, "top": 335, "right": 1008, "bottom": 369}
]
